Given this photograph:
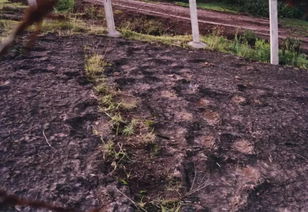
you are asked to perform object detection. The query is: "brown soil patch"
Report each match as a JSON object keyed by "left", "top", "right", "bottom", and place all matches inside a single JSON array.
[
  {"left": 233, "top": 139, "right": 254, "bottom": 154},
  {"left": 203, "top": 110, "right": 220, "bottom": 126}
]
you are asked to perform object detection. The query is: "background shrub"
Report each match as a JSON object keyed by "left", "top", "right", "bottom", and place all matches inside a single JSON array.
[
  {"left": 160, "top": 0, "right": 306, "bottom": 19},
  {"left": 55, "top": 0, "right": 75, "bottom": 12}
]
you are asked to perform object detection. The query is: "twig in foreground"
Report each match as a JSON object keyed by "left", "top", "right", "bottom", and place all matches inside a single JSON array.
[{"left": 43, "top": 130, "right": 55, "bottom": 150}]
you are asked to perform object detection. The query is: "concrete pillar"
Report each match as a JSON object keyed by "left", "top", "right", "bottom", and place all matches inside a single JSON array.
[
  {"left": 103, "top": 0, "right": 121, "bottom": 37},
  {"left": 188, "top": 0, "right": 206, "bottom": 48},
  {"left": 269, "top": 0, "right": 279, "bottom": 65}
]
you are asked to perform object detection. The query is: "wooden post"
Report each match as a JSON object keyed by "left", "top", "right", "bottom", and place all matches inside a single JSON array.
[
  {"left": 188, "top": 0, "right": 206, "bottom": 48},
  {"left": 103, "top": 0, "right": 121, "bottom": 37},
  {"left": 269, "top": 0, "right": 279, "bottom": 65}
]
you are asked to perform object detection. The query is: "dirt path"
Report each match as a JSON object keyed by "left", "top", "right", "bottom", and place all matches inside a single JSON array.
[
  {"left": 86, "top": 0, "right": 308, "bottom": 52},
  {"left": 1, "top": 31, "right": 307, "bottom": 211}
]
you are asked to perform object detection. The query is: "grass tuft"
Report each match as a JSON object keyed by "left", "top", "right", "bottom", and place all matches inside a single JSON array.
[
  {"left": 85, "top": 54, "right": 107, "bottom": 80},
  {"left": 121, "top": 29, "right": 191, "bottom": 47}
]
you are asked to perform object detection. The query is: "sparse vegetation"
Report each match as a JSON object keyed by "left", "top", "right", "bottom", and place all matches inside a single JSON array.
[
  {"left": 138, "top": 197, "right": 182, "bottom": 212},
  {"left": 85, "top": 50, "right": 158, "bottom": 143},
  {"left": 160, "top": 200, "right": 181, "bottom": 212},
  {"left": 0, "top": 17, "right": 105, "bottom": 42},
  {"left": 39, "top": 17, "right": 105, "bottom": 36},
  {"left": 83, "top": 5, "right": 105, "bottom": 19},
  {"left": 85, "top": 54, "right": 107, "bottom": 80},
  {"left": 203, "top": 30, "right": 308, "bottom": 69},
  {"left": 121, "top": 26, "right": 308, "bottom": 69},
  {"left": 83, "top": 49, "right": 175, "bottom": 211},
  {"left": 100, "top": 138, "right": 129, "bottom": 173},
  {"left": 123, "top": 119, "right": 137, "bottom": 136},
  {"left": 141, "top": 131, "right": 156, "bottom": 144},
  {"left": 0, "top": 19, "right": 18, "bottom": 39},
  {"left": 0, "top": 0, "right": 26, "bottom": 9},
  {"left": 121, "top": 29, "right": 191, "bottom": 47},
  {"left": 120, "top": 17, "right": 165, "bottom": 35}
]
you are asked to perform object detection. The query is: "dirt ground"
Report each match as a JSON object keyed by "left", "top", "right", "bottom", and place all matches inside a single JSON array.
[{"left": 0, "top": 30, "right": 308, "bottom": 212}]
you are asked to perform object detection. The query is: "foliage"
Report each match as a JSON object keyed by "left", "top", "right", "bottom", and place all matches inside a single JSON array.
[
  {"left": 280, "top": 37, "right": 308, "bottom": 67},
  {"left": 217, "top": 0, "right": 304, "bottom": 18},
  {"left": 120, "top": 17, "right": 165, "bottom": 35},
  {"left": 174, "top": 1, "right": 238, "bottom": 14},
  {"left": 35, "top": 16, "right": 105, "bottom": 36},
  {"left": 277, "top": 1, "right": 304, "bottom": 18},
  {"left": 254, "top": 39, "right": 270, "bottom": 61},
  {"left": 239, "top": 30, "right": 258, "bottom": 46},
  {"left": 202, "top": 29, "right": 308, "bottom": 69},
  {"left": 165, "top": 0, "right": 306, "bottom": 19},
  {"left": 55, "top": 0, "right": 75, "bottom": 12}
]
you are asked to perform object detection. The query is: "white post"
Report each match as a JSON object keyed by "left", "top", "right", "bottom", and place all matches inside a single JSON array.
[
  {"left": 269, "top": 0, "right": 279, "bottom": 65},
  {"left": 188, "top": 0, "right": 206, "bottom": 48},
  {"left": 103, "top": 0, "right": 121, "bottom": 37}
]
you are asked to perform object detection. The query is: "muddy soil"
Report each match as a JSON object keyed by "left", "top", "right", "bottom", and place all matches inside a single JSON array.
[
  {"left": 0, "top": 35, "right": 136, "bottom": 211},
  {"left": 0, "top": 30, "right": 307, "bottom": 212},
  {"left": 93, "top": 36, "right": 308, "bottom": 211}
]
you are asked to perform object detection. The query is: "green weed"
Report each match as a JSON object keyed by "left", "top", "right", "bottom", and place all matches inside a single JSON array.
[
  {"left": 100, "top": 139, "right": 129, "bottom": 171},
  {"left": 123, "top": 119, "right": 137, "bottom": 136},
  {"left": 202, "top": 32, "right": 308, "bottom": 69}
]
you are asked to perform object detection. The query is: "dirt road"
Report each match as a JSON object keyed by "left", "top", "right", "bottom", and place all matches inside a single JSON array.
[{"left": 86, "top": 0, "right": 308, "bottom": 52}]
